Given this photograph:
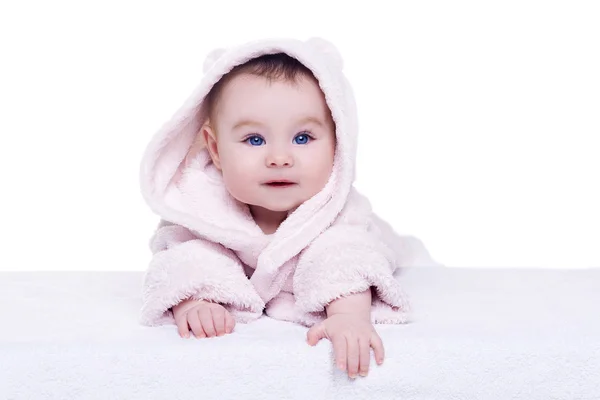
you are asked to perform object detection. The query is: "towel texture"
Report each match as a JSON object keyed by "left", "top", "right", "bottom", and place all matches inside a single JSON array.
[
  {"left": 139, "top": 37, "right": 441, "bottom": 328},
  {"left": 3, "top": 268, "right": 599, "bottom": 400}
]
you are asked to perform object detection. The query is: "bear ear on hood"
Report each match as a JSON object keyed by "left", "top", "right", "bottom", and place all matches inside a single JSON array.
[{"left": 306, "top": 37, "right": 344, "bottom": 71}]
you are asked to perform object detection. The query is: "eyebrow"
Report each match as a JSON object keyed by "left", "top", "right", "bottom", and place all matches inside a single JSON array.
[{"left": 232, "top": 116, "right": 326, "bottom": 131}]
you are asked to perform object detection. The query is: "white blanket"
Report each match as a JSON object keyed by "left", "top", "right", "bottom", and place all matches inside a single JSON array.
[{"left": 1, "top": 267, "right": 598, "bottom": 400}]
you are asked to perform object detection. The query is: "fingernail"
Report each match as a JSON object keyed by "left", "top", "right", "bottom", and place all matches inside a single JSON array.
[
  {"left": 360, "top": 371, "right": 368, "bottom": 377},
  {"left": 349, "top": 373, "right": 357, "bottom": 379}
]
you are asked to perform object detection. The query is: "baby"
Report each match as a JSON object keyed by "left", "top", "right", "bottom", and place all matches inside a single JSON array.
[{"left": 139, "top": 37, "right": 437, "bottom": 379}]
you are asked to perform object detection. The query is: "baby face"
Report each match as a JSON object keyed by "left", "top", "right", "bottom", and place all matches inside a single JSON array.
[{"left": 205, "top": 73, "right": 336, "bottom": 213}]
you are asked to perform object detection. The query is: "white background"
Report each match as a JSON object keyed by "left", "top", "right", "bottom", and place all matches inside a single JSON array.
[{"left": 1, "top": 1, "right": 598, "bottom": 271}]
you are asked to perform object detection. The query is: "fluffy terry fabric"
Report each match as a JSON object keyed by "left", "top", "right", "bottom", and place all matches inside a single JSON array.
[{"left": 139, "top": 37, "right": 441, "bottom": 328}]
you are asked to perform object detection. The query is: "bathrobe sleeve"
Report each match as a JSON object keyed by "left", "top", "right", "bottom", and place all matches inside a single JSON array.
[
  {"left": 292, "top": 219, "right": 411, "bottom": 324},
  {"left": 139, "top": 220, "right": 265, "bottom": 326}
]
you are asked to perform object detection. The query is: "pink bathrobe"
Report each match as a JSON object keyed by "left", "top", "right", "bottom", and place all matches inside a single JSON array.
[{"left": 139, "top": 37, "right": 440, "bottom": 328}]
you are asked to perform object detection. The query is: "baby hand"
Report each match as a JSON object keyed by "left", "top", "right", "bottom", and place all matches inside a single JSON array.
[
  {"left": 172, "top": 298, "right": 235, "bottom": 339},
  {"left": 306, "top": 313, "right": 384, "bottom": 378}
]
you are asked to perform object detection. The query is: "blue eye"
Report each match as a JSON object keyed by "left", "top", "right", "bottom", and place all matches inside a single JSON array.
[
  {"left": 294, "top": 132, "right": 312, "bottom": 145},
  {"left": 245, "top": 135, "right": 265, "bottom": 146}
]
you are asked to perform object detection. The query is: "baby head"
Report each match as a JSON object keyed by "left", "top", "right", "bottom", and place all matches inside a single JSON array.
[{"left": 201, "top": 53, "right": 336, "bottom": 226}]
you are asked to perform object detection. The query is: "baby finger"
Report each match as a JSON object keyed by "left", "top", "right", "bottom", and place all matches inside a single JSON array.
[
  {"left": 225, "top": 310, "right": 236, "bottom": 333},
  {"left": 332, "top": 335, "right": 347, "bottom": 371},
  {"left": 359, "top": 337, "right": 371, "bottom": 376},
  {"left": 175, "top": 314, "right": 190, "bottom": 338},
  {"left": 199, "top": 307, "right": 217, "bottom": 337},
  {"left": 187, "top": 310, "right": 206, "bottom": 339},
  {"left": 212, "top": 307, "right": 226, "bottom": 336},
  {"left": 346, "top": 335, "right": 360, "bottom": 378}
]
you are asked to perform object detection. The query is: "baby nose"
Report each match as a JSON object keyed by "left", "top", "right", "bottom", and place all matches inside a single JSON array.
[{"left": 266, "top": 151, "right": 294, "bottom": 167}]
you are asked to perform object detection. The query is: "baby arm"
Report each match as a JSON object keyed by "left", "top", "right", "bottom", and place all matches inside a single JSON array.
[
  {"left": 306, "top": 289, "right": 385, "bottom": 378},
  {"left": 295, "top": 222, "right": 408, "bottom": 378},
  {"left": 141, "top": 220, "right": 265, "bottom": 328},
  {"left": 325, "top": 288, "right": 372, "bottom": 319}
]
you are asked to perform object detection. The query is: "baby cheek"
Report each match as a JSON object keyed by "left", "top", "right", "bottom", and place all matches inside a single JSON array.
[
  {"left": 306, "top": 152, "right": 333, "bottom": 182},
  {"left": 233, "top": 155, "right": 260, "bottom": 179},
  {"left": 222, "top": 159, "right": 259, "bottom": 200},
  {"left": 222, "top": 149, "right": 256, "bottom": 176}
]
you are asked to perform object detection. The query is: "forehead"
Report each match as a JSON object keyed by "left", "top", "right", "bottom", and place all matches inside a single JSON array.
[{"left": 215, "top": 73, "right": 331, "bottom": 122}]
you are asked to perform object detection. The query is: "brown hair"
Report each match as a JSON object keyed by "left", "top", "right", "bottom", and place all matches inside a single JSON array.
[{"left": 204, "top": 52, "right": 317, "bottom": 123}]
